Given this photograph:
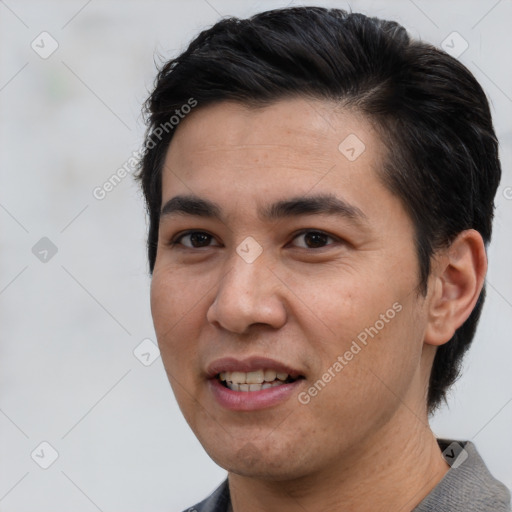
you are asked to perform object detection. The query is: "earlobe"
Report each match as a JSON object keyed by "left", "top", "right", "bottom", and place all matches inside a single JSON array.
[{"left": 424, "top": 230, "right": 487, "bottom": 347}]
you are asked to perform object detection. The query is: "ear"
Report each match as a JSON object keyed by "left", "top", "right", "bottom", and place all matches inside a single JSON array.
[{"left": 424, "top": 229, "right": 487, "bottom": 346}]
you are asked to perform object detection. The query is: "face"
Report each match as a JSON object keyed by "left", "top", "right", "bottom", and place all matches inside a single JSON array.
[{"left": 151, "top": 98, "right": 432, "bottom": 480}]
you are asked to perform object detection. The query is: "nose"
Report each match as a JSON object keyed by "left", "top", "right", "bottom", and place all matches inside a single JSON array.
[{"left": 206, "top": 251, "right": 287, "bottom": 335}]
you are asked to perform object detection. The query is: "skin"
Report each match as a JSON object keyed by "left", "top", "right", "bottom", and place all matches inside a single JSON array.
[{"left": 150, "top": 97, "right": 487, "bottom": 511}]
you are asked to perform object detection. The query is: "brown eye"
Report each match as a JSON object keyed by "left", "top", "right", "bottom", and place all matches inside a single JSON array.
[
  {"left": 292, "top": 230, "right": 336, "bottom": 249},
  {"left": 172, "top": 231, "right": 220, "bottom": 248}
]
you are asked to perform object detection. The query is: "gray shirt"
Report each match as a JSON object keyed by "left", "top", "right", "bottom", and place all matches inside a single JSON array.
[{"left": 183, "top": 439, "right": 511, "bottom": 511}]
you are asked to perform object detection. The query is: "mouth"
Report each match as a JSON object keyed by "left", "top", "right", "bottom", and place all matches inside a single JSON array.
[
  {"left": 206, "top": 357, "right": 306, "bottom": 411},
  {"left": 217, "top": 369, "right": 304, "bottom": 392}
]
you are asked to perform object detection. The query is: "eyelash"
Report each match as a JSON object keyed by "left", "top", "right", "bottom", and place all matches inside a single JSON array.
[{"left": 169, "top": 229, "right": 340, "bottom": 250}]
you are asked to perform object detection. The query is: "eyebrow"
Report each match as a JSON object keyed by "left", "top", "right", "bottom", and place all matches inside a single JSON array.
[{"left": 160, "top": 193, "right": 368, "bottom": 226}]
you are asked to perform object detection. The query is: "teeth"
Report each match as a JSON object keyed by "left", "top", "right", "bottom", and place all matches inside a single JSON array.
[
  {"left": 225, "top": 380, "right": 286, "bottom": 392},
  {"left": 264, "top": 369, "right": 277, "bottom": 381},
  {"left": 219, "top": 368, "right": 298, "bottom": 391},
  {"left": 246, "top": 370, "right": 264, "bottom": 384},
  {"left": 231, "top": 371, "right": 245, "bottom": 384}
]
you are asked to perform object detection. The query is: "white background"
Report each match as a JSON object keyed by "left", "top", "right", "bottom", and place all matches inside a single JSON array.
[{"left": 0, "top": 1, "right": 511, "bottom": 511}]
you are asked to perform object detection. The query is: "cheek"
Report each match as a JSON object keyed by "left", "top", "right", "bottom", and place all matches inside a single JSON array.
[
  {"left": 295, "top": 268, "right": 401, "bottom": 342},
  {"left": 150, "top": 271, "right": 205, "bottom": 421},
  {"left": 303, "top": 302, "right": 424, "bottom": 437},
  {"left": 150, "top": 263, "right": 208, "bottom": 329},
  {"left": 150, "top": 266, "right": 204, "bottom": 371},
  {"left": 150, "top": 269, "right": 177, "bottom": 337},
  {"left": 300, "top": 262, "right": 422, "bottom": 392}
]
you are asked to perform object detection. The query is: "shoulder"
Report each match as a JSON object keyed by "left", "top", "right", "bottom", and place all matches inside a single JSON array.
[{"left": 414, "top": 439, "right": 511, "bottom": 512}]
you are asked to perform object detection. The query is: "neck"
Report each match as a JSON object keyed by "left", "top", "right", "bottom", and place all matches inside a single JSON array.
[{"left": 228, "top": 409, "right": 449, "bottom": 512}]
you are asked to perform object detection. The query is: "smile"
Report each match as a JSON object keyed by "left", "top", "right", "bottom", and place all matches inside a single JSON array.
[{"left": 218, "top": 369, "right": 301, "bottom": 391}]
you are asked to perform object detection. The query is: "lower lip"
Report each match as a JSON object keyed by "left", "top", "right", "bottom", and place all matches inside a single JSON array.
[{"left": 208, "top": 377, "right": 303, "bottom": 411}]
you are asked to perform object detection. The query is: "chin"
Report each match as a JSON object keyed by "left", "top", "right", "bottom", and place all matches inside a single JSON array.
[{"left": 203, "top": 436, "right": 316, "bottom": 481}]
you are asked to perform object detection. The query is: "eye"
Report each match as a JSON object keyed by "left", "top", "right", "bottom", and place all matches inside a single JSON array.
[
  {"left": 171, "top": 231, "right": 221, "bottom": 248},
  {"left": 169, "top": 229, "right": 339, "bottom": 250},
  {"left": 290, "top": 230, "right": 338, "bottom": 249}
]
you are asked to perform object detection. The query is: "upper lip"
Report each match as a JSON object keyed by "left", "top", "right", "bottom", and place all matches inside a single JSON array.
[{"left": 206, "top": 356, "right": 304, "bottom": 379}]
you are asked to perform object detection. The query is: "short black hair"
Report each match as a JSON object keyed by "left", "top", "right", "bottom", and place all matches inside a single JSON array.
[{"left": 136, "top": 6, "right": 501, "bottom": 414}]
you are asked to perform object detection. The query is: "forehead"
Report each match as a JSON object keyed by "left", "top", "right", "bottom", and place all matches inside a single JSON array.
[
  {"left": 160, "top": 97, "right": 392, "bottom": 223},
  {"left": 165, "top": 97, "right": 379, "bottom": 166}
]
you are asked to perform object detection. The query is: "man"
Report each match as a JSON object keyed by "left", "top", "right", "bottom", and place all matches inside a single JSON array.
[{"left": 136, "top": 6, "right": 510, "bottom": 511}]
